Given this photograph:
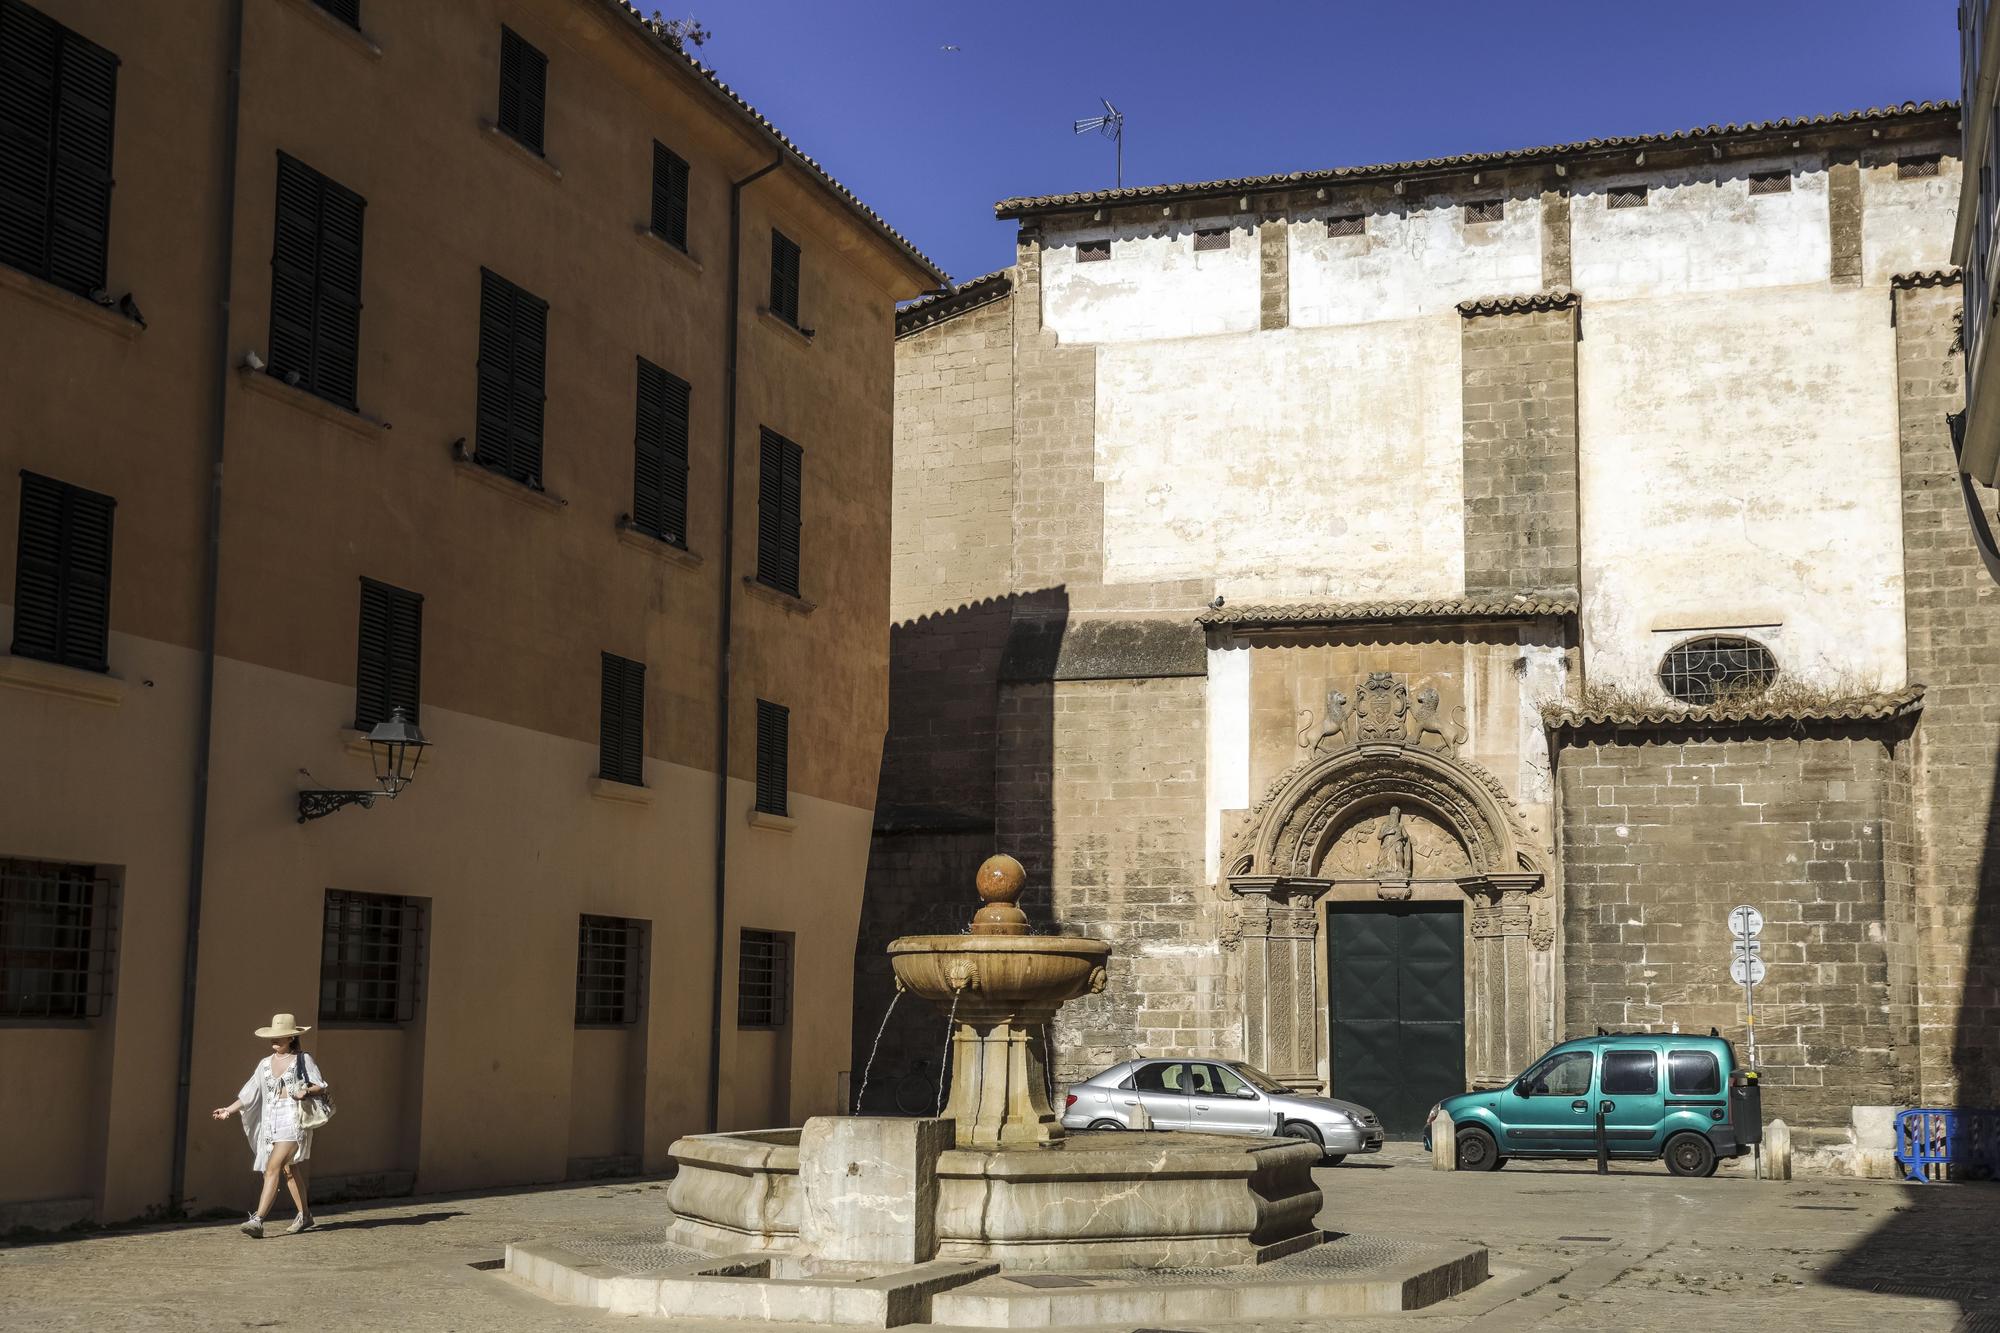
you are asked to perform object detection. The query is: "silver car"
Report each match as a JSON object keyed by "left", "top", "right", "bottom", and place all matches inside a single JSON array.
[{"left": 1060, "top": 1057, "right": 1384, "bottom": 1162}]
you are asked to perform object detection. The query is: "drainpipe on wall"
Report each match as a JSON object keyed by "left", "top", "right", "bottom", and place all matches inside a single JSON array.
[
  {"left": 707, "top": 153, "right": 784, "bottom": 1133},
  {"left": 168, "top": 0, "right": 244, "bottom": 1213}
]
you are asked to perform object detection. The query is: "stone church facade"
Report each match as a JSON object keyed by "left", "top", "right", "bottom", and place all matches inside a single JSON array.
[{"left": 861, "top": 101, "right": 2000, "bottom": 1149}]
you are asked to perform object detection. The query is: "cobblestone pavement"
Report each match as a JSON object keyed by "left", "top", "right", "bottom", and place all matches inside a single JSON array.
[{"left": 2, "top": 1144, "right": 1995, "bottom": 1331}]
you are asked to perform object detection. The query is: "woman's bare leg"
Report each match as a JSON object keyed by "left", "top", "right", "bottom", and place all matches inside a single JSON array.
[
  {"left": 282, "top": 1156, "right": 310, "bottom": 1218},
  {"left": 256, "top": 1142, "right": 297, "bottom": 1219}
]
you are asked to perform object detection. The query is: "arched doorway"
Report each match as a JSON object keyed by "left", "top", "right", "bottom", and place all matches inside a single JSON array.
[{"left": 1224, "top": 734, "right": 1556, "bottom": 1125}]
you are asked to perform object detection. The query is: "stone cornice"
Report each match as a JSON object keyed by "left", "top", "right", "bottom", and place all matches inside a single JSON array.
[
  {"left": 1457, "top": 288, "right": 1579, "bottom": 317},
  {"left": 1198, "top": 595, "right": 1578, "bottom": 631},
  {"left": 1544, "top": 685, "right": 1925, "bottom": 735}
]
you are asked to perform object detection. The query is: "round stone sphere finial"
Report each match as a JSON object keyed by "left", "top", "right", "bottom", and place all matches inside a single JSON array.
[{"left": 971, "top": 853, "right": 1029, "bottom": 935}]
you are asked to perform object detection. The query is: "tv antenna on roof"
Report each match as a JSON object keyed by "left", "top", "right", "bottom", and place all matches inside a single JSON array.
[{"left": 1073, "top": 98, "right": 1124, "bottom": 189}]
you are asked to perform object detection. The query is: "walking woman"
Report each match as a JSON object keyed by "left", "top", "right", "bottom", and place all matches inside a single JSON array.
[{"left": 210, "top": 1013, "right": 330, "bottom": 1238}]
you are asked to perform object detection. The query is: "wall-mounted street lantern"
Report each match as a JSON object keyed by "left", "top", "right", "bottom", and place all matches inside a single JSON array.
[{"left": 297, "top": 707, "right": 431, "bottom": 823}]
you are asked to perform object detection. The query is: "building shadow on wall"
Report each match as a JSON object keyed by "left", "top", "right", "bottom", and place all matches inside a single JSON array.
[
  {"left": 850, "top": 589, "right": 1067, "bottom": 1113},
  {"left": 1817, "top": 740, "right": 2000, "bottom": 1320}
]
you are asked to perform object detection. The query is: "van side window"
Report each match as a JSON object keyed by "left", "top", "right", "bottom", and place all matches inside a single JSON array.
[
  {"left": 1521, "top": 1050, "right": 1594, "bottom": 1096},
  {"left": 1668, "top": 1049, "right": 1721, "bottom": 1095},
  {"left": 1602, "top": 1050, "right": 1659, "bottom": 1095}
]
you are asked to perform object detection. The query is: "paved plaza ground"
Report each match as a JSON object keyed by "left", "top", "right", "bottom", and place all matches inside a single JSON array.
[{"left": 3, "top": 1144, "right": 1996, "bottom": 1332}]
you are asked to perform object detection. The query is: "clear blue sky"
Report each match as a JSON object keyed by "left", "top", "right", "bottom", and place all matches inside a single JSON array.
[{"left": 697, "top": 1, "right": 1960, "bottom": 285}]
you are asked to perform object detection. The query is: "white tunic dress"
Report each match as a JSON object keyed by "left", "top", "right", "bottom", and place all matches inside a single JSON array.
[{"left": 236, "top": 1053, "right": 326, "bottom": 1172}]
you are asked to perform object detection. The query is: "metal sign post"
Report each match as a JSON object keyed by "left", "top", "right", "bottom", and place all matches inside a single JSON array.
[{"left": 1729, "top": 904, "right": 1764, "bottom": 1179}]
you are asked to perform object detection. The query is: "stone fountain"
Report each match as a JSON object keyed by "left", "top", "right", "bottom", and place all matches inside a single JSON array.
[{"left": 507, "top": 856, "right": 1488, "bottom": 1325}]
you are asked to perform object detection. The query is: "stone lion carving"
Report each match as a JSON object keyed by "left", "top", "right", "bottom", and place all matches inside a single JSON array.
[
  {"left": 1314, "top": 690, "right": 1351, "bottom": 754},
  {"left": 1411, "top": 686, "right": 1468, "bottom": 756}
]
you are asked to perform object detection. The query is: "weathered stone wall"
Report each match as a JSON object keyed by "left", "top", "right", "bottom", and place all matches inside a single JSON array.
[
  {"left": 1894, "top": 278, "right": 2000, "bottom": 1106},
  {"left": 1459, "top": 302, "right": 1580, "bottom": 597},
  {"left": 1558, "top": 727, "right": 1919, "bottom": 1134}
]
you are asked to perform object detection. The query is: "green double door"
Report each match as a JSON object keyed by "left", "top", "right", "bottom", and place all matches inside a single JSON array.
[{"left": 1328, "top": 903, "right": 1465, "bottom": 1137}]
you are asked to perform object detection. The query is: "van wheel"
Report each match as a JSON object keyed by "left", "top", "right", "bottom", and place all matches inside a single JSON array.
[
  {"left": 1088, "top": 1119, "right": 1123, "bottom": 1131},
  {"left": 1455, "top": 1127, "right": 1501, "bottom": 1172},
  {"left": 1664, "top": 1132, "right": 1717, "bottom": 1178}
]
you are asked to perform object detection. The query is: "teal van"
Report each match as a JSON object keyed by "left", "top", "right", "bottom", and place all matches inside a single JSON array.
[{"left": 1422, "top": 1033, "right": 1759, "bottom": 1177}]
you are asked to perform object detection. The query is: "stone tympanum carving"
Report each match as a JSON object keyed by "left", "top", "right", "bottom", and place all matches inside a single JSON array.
[{"left": 1370, "top": 805, "right": 1415, "bottom": 879}]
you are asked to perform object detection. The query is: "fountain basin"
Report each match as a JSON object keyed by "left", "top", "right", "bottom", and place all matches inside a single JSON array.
[{"left": 887, "top": 935, "right": 1110, "bottom": 1017}]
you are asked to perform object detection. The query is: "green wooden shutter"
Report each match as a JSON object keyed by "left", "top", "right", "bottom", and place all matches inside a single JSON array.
[
  {"left": 769, "top": 230, "right": 800, "bottom": 325},
  {"left": 269, "top": 152, "right": 370, "bottom": 409},
  {"left": 313, "top": 172, "right": 365, "bottom": 408},
  {"left": 11, "top": 471, "right": 113, "bottom": 672},
  {"left": 356, "top": 579, "right": 420, "bottom": 729},
  {"left": 0, "top": 1, "right": 117, "bottom": 298},
  {"left": 756, "top": 428, "right": 801, "bottom": 597},
  {"left": 475, "top": 268, "right": 546, "bottom": 488},
  {"left": 754, "top": 699, "right": 788, "bottom": 816},
  {"left": 313, "top": 0, "right": 360, "bottom": 28},
  {"left": 633, "top": 358, "right": 689, "bottom": 545},
  {"left": 598, "top": 652, "right": 645, "bottom": 785},
  {"left": 651, "top": 141, "right": 688, "bottom": 250},
  {"left": 498, "top": 26, "right": 546, "bottom": 155}
]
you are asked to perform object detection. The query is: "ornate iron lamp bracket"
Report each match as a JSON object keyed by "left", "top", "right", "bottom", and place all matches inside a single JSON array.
[{"left": 297, "top": 788, "right": 381, "bottom": 823}]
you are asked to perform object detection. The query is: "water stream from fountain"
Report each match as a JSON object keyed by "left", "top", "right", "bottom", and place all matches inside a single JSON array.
[
  {"left": 852, "top": 990, "right": 903, "bottom": 1114},
  {"left": 935, "top": 989, "right": 961, "bottom": 1116}
]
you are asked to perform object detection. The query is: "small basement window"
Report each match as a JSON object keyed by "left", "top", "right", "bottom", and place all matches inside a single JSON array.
[
  {"left": 1325, "top": 214, "right": 1365, "bottom": 237},
  {"left": 1748, "top": 171, "right": 1792, "bottom": 196},
  {"left": 1607, "top": 185, "right": 1649, "bottom": 209},
  {"left": 1658, "top": 635, "right": 1779, "bottom": 706},
  {"left": 1464, "top": 199, "right": 1505, "bottom": 225},
  {"left": 1076, "top": 238, "right": 1111, "bottom": 262},
  {"left": 1192, "top": 228, "right": 1231, "bottom": 252},
  {"left": 1897, "top": 155, "right": 1942, "bottom": 180}
]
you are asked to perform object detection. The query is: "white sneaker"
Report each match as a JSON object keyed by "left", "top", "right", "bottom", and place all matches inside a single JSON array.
[
  {"left": 286, "top": 1214, "right": 314, "bottom": 1235},
  {"left": 240, "top": 1215, "right": 263, "bottom": 1238}
]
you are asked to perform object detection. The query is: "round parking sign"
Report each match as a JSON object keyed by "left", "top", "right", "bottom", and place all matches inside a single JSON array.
[
  {"left": 1730, "top": 955, "right": 1766, "bottom": 986},
  {"left": 1729, "top": 905, "right": 1764, "bottom": 938}
]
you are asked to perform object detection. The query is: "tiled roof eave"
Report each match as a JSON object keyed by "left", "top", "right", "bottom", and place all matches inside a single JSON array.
[
  {"left": 895, "top": 270, "right": 1012, "bottom": 337},
  {"left": 996, "top": 100, "right": 1959, "bottom": 219},
  {"left": 1198, "top": 596, "right": 1579, "bottom": 630},
  {"left": 1458, "top": 288, "right": 1580, "bottom": 317},
  {"left": 1892, "top": 267, "right": 1965, "bottom": 289},
  {"left": 1545, "top": 686, "right": 1926, "bottom": 734}
]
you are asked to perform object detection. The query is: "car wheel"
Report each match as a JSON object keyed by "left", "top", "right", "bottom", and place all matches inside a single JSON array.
[
  {"left": 1664, "top": 1132, "right": 1717, "bottom": 1178},
  {"left": 1324, "top": 1154, "right": 1346, "bottom": 1167},
  {"left": 1279, "top": 1120, "right": 1325, "bottom": 1154},
  {"left": 1455, "top": 1127, "right": 1502, "bottom": 1172},
  {"left": 1087, "top": 1119, "right": 1124, "bottom": 1131}
]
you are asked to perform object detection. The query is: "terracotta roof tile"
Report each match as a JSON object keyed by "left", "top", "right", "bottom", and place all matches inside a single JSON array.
[
  {"left": 1544, "top": 686, "right": 1925, "bottom": 732},
  {"left": 895, "top": 270, "right": 1012, "bottom": 337},
  {"left": 1891, "top": 267, "right": 1965, "bottom": 288},
  {"left": 599, "top": 1, "right": 946, "bottom": 283},
  {"left": 1197, "top": 595, "right": 1578, "bottom": 629},
  {"left": 1458, "top": 289, "right": 1580, "bottom": 317},
  {"left": 996, "top": 101, "right": 1958, "bottom": 218}
]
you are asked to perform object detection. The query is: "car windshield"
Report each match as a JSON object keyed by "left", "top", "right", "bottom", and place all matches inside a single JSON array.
[{"left": 1229, "top": 1064, "right": 1289, "bottom": 1094}]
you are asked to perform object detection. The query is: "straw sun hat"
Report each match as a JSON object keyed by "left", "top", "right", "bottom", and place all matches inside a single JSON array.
[{"left": 254, "top": 1013, "right": 312, "bottom": 1039}]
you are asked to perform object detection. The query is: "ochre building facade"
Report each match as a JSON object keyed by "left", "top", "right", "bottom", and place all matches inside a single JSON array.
[
  {"left": 865, "top": 101, "right": 2000, "bottom": 1156},
  {"left": 0, "top": 0, "right": 938, "bottom": 1227}
]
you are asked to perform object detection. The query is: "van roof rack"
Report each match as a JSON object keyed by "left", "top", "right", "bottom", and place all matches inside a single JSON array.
[{"left": 1588, "top": 1026, "right": 1725, "bottom": 1038}]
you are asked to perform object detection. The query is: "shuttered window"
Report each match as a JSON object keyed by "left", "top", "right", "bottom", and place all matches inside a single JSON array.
[
  {"left": 768, "top": 229, "right": 800, "bottom": 325},
  {"left": 312, "top": 0, "right": 360, "bottom": 27},
  {"left": 599, "top": 651, "right": 645, "bottom": 786},
  {"left": 496, "top": 26, "right": 546, "bottom": 156},
  {"left": 755, "top": 428, "right": 802, "bottom": 597},
  {"left": 0, "top": 0, "right": 118, "bottom": 298},
  {"left": 474, "top": 267, "right": 548, "bottom": 489},
  {"left": 632, "top": 358, "right": 690, "bottom": 546},
  {"left": 268, "top": 153, "right": 364, "bottom": 410},
  {"left": 650, "top": 141, "right": 689, "bottom": 250},
  {"left": 12, "top": 471, "right": 114, "bottom": 672},
  {"left": 354, "top": 578, "right": 421, "bottom": 731},
  {"left": 754, "top": 699, "right": 788, "bottom": 816}
]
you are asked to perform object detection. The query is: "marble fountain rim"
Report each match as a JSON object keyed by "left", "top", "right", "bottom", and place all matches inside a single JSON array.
[{"left": 886, "top": 934, "right": 1112, "bottom": 955}]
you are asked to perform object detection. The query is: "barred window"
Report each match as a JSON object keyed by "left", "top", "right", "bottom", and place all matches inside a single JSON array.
[
  {"left": 1748, "top": 171, "right": 1792, "bottom": 196},
  {"left": 1658, "top": 635, "right": 1779, "bottom": 706},
  {"left": 1076, "top": 238, "right": 1110, "bottom": 262},
  {"left": 1897, "top": 155, "right": 1942, "bottom": 180},
  {"left": 1607, "top": 184, "right": 1649, "bottom": 209},
  {"left": 737, "top": 928, "right": 790, "bottom": 1028},
  {"left": 575, "top": 914, "right": 645, "bottom": 1026},
  {"left": 319, "top": 889, "right": 425, "bottom": 1024},
  {"left": 0, "top": 859, "right": 116, "bottom": 1020},
  {"left": 1464, "top": 199, "right": 1505, "bottom": 225},
  {"left": 1324, "top": 214, "right": 1365, "bottom": 237},
  {"left": 1192, "top": 228, "right": 1230, "bottom": 252}
]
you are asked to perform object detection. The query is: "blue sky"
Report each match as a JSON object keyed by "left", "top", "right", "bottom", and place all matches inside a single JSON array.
[{"left": 697, "top": 1, "right": 1961, "bottom": 285}]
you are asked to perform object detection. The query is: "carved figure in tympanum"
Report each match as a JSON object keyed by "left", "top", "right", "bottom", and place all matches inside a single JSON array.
[{"left": 1316, "top": 806, "right": 1474, "bottom": 880}]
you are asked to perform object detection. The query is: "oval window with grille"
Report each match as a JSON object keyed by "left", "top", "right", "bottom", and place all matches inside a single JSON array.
[{"left": 1658, "top": 635, "right": 1778, "bottom": 706}]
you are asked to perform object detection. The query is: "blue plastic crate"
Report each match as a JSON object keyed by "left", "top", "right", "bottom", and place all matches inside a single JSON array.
[{"left": 1894, "top": 1108, "right": 2000, "bottom": 1182}]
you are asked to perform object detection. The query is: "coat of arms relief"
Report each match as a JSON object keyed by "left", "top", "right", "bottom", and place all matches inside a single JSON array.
[{"left": 1307, "top": 671, "right": 1468, "bottom": 757}]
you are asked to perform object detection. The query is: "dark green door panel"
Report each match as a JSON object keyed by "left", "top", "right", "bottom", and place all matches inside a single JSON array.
[{"left": 1329, "top": 903, "right": 1465, "bottom": 1136}]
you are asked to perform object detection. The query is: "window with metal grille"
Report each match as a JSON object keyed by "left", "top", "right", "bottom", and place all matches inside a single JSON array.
[
  {"left": 268, "top": 153, "right": 365, "bottom": 410},
  {"left": 1748, "top": 170, "right": 1791, "bottom": 196},
  {"left": 1607, "top": 184, "right": 1649, "bottom": 209},
  {"left": 1076, "top": 238, "right": 1111, "bottom": 262},
  {"left": 0, "top": 1, "right": 118, "bottom": 299},
  {"left": 1897, "top": 154, "right": 1942, "bottom": 180},
  {"left": 1324, "top": 214, "right": 1365, "bottom": 237},
  {"left": 755, "top": 428, "right": 802, "bottom": 597},
  {"left": 319, "top": 889, "right": 425, "bottom": 1024},
  {"left": 355, "top": 577, "right": 421, "bottom": 730},
  {"left": 474, "top": 267, "right": 548, "bottom": 489},
  {"left": 1658, "top": 635, "right": 1779, "bottom": 706},
  {"left": 1192, "top": 227, "right": 1230, "bottom": 252},
  {"left": 650, "top": 141, "right": 689, "bottom": 250},
  {"left": 12, "top": 470, "right": 114, "bottom": 672},
  {"left": 496, "top": 25, "right": 546, "bottom": 155},
  {"left": 0, "top": 858, "right": 115, "bottom": 1021},
  {"left": 755, "top": 699, "right": 788, "bottom": 816},
  {"left": 1464, "top": 199, "right": 1505, "bottom": 224},
  {"left": 737, "top": 928, "right": 790, "bottom": 1028},
  {"left": 599, "top": 651, "right": 645, "bottom": 786},
  {"left": 575, "top": 914, "right": 645, "bottom": 1026},
  {"left": 632, "top": 357, "right": 690, "bottom": 546},
  {"left": 312, "top": 0, "right": 360, "bottom": 28},
  {"left": 768, "top": 229, "right": 801, "bottom": 326}
]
